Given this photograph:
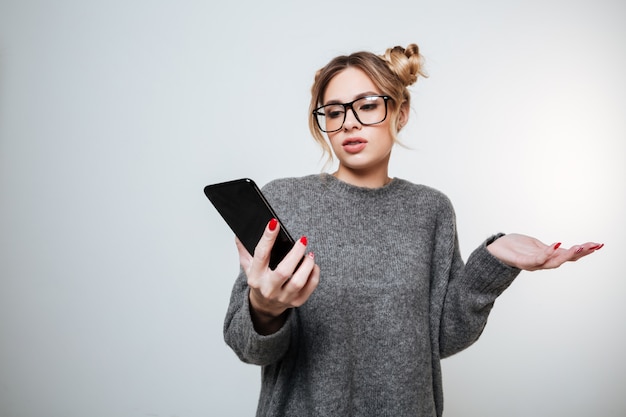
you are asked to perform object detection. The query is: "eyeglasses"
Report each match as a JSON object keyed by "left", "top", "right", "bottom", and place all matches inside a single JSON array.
[{"left": 313, "top": 95, "right": 390, "bottom": 133}]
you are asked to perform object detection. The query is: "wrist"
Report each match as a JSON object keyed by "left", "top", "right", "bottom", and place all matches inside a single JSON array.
[
  {"left": 249, "top": 290, "right": 286, "bottom": 318},
  {"left": 248, "top": 292, "right": 289, "bottom": 335}
]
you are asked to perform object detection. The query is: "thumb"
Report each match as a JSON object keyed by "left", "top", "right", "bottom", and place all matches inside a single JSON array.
[{"left": 235, "top": 237, "right": 253, "bottom": 271}]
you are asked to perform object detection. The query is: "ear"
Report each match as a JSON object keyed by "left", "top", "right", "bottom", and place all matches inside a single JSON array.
[{"left": 396, "top": 101, "right": 410, "bottom": 130}]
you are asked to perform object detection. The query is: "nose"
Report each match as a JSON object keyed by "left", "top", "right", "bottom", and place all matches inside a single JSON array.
[{"left": 342, "top": 106, "right": 362, "bottom": 130}]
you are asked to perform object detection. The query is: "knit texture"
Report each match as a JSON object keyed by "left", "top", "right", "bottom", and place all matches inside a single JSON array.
[{"left": 224, "top": 174, "right": 520, "bottom": 417}]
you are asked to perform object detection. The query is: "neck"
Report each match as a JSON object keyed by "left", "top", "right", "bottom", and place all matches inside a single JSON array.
[{"left": 333, "top": 166, "right": 392, "bottom": 188}]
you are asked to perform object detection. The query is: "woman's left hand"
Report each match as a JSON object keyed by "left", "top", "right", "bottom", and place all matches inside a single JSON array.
[{"left": 486, "top": 233, "right": 604, "bottom": 271}]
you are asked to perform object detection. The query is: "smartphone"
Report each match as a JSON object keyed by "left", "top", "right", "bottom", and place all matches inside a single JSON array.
[{"left": 204, "top": 178, "right": 296, "bottom": 269}]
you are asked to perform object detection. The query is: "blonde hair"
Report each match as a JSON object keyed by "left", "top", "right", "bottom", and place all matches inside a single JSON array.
[{"left": 308, "top": 44, "right": 427, "bottom": 165}]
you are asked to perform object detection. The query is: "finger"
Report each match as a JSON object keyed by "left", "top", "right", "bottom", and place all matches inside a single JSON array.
[
  {"left": 248, "top": 218, "right": 280, "bottom": 278},
  {"left": 581, "top": 242, "right": 604, "bottom": 252},
  {"left": 570, "top": 242, "right": 605, "bottom": 260},
  {"left": 283, "top": 254, "right": 320, "bottom": 306},
  {"left": 235, "top": 237, "right": 253, "bottom": 271},
  {"left": 291, "top": 260, "right": 321, "bottom": 307},
  {"left": 272, "top": 235, "right": 309, "bottom": 286},
  {"left": 302, "top": 260, "right": 321, "bottom": 296},
  {"left": 545, "top": 242, "right": 604, "bottom": 267},
  {"left": 541, "top": 241, "right": 565, "bottom": 263},
  {"left": 282, "top": 251, "right": 315, "bottom": 294}
]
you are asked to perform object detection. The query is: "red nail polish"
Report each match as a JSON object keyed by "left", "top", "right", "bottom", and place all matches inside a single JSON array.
[
  {"left": 589, "top": 244, "right": 604, "bottom": 250},
  {"left": 554, "top": 242, "right": 562, "bottom": 250},
  {"left": 300, "top": 236, "right": 308, "bottom": 246},
  {"left": 268, "top": 218, "right": 278, "bottom": 231}
]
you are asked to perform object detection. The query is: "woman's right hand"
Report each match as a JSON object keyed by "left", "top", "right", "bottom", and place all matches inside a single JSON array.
[{"left": 235, "top": 218, "right": 320, "bottom": 335}]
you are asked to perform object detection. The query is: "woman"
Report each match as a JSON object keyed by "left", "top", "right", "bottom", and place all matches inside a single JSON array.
[{"left": 223, "top": 43, "right": 602, "bottom": 416}]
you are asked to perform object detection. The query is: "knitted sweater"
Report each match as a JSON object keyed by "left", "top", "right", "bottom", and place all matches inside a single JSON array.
[{"left": 224, "top": 174, "right": 520, "bottom": 417}]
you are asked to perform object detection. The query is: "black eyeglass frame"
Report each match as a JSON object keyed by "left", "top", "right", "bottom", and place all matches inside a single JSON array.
[{"left": 312, "top": 95, "right": 391, "bottom": 133}]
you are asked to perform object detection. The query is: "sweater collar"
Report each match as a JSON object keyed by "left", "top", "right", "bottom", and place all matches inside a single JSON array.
[{"left": 319, "top": 173, "right": 401, "bottom": 198}]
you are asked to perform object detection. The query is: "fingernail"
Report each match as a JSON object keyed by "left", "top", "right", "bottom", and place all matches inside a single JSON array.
[
  {"left": 308, "top": 252, "right": 314, "bottom": 259},
  {"left": 589, "top": 244, "right": 604, "bottom": 250},
  {"left": 269, "top": 218, "right": 278, "bottom": 231},
  {"left": 554, "top": 242, "right": 562, "bottom": 250},
  {"left": 300, "top": 236, "right": 308, "bottom": 246}
]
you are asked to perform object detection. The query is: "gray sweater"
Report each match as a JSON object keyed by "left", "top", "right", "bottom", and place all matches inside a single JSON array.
[{"left": 224, "top": 174, "right": 520, "bottom": 416}]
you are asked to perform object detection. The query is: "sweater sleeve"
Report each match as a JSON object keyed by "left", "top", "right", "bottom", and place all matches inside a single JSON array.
[
  {"left": 438, "top": 234, "right": 520, "bottom": 358},
  {"left": 223, "top": 269, "right": 294, "bottom": 366},
  {"left": 428, "top": 192, "right": 521, "bottom": 358}
]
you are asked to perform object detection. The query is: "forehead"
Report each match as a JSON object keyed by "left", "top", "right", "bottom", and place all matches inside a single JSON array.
[{"left": 323, "top": 67, "right": 380, "bottom": 104}]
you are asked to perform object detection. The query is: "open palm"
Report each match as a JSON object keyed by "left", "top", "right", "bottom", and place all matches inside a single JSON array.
[{"left": 487, "top": 233, "right": 603, "bottom": 271}]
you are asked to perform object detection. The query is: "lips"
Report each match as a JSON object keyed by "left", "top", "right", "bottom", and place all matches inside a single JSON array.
[{"left": 342, "top": 138, "right": 367, "bottom": 154}]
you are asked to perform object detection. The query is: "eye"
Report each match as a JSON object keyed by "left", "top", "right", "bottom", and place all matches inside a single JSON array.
[
  {"left": 324, "top": 105, "right": 345, "bottom": 119},
  {"left": 359, "top": 102, "right": 379, "bottom": 111},
  {"left": 357, "top": 97, "right": 382, "bottom": 112}
]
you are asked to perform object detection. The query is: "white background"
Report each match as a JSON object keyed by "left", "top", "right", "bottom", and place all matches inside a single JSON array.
[{"left": 1, "top": 1, "right": 625, "bottom": 416}]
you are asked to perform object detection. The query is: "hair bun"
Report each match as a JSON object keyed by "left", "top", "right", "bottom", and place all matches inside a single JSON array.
[{"left": 382, "top": 43, "right": 426, "bottom": 87}]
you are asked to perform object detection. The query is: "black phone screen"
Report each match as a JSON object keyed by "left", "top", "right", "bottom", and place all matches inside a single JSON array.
[{"left": 204, "top": 178, "right": 296, "bottom": 269}]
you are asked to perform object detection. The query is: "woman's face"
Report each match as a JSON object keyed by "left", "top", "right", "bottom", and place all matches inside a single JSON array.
[{"left": 322, "top": 67, "right": 407, "bottom": 179}]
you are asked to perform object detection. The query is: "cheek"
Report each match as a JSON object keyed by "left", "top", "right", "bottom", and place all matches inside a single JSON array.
[
  {"left": 327, "top": 132, "right": 342, "bottom": 147},
  {"left": 379, "top": 121, "right": 398, "bottom": 143}
]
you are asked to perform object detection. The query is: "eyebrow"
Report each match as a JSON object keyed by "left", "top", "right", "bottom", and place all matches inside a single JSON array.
[{"left": 323, "top": 91, "right": 381, "bottom": 106}]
